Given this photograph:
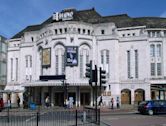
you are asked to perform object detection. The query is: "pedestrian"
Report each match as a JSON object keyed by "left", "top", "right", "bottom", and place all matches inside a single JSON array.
[
  {"left": 116, "top": 97, "right": 120, "bottom": 109},
  {"left": 0, "top": 98, "right": 4, "bottom": 109},
  {"left": 17, "top": 96, "right": 20, "bottom": 107},
  {"left": 7, "top": 98, "right": 11, "bottom": 108},
  {"left": 111, "top": 98, "right": 114, "bottom": 109},
  {"left": 98, "top": 96, "right": 103, "bottom": 106},
  {"left": 65, "top": 99, "right": 69, "bottom": 109},
  {"left": 45, "top": 96, "right": 50, "bottom": 108}
]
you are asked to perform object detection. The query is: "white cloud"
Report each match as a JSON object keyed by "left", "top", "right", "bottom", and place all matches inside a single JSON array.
[{"left": 160, "top": 11, "right": 166, "bottom": 17}]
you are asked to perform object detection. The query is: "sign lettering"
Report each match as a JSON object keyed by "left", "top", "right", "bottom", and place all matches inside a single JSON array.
[{"left": 53, "top": 11, "right": 74, "bottom": 21}]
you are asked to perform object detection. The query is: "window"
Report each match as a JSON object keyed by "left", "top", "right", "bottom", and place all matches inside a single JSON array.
[
  {"left": 30, "top": 56, "right": 32, "bottom": 67},
  {"left": 31, "top": 37, "right": 34, "bottom": 42},
  {"left": 11, "top": 58, "right": 13, "bottom": 81},
  {"left": 156, "top": 31, "right": 161, "bottom": 37},
  {"left": 1, "top": 43, "right": 7, "bottom": 53},
  {"left": 133, "top": 33, "right": 135, "bottom": 36},
  {"left": 80, "top": 55, "right": 83, "bottom": 77},
  {"left": 55, "top": 29, "right": 58, "bottom": 34},
  {"left": 25, "top": 55, "right": 32, "bottom": 68},
  {"left": 16, "top": 58, "right": 18, "bottom": 81},
  {"left": 0, "top": 62, "right": 6, "bottom": 81},
  {"left": 157, "top": 63, "right": 162, "bottom": 76},
  {"left": 101, "top": 51, "right": 104, "bottom": 64},
  {"left": 106, "top": 50, "right": 109, "bottom": 64},
  {"left": 101, "top": 30, "right": 105, "bottom": 35},
  {"left": 26, "top": 56, "right": 28, "bottom": 67},
  {"left": 152, "top": 31, "right": 155, "bottom": 37},
  {"left": 148, "top": 32, "right": 151, "bottom": 37},
  {"left": 29, "top": 75, "right": 32, "bottom": 81},
  {"left": 109, "top": 85, "right": 111, "bottom": 90},
  {"left": 150, "top": 44, "right": 155, "bottom": 57},
  {"left": 59, "top": 29, "right": 62, "bottom": 34},
  {"left": 83, "top": 29, "right": 86, "bottom": 34},
  {"left": 70, "top": 37, "right": 74, "bottom": 43},
  {"left": 156, "top": 44, "right": 161, "bottom": 57},
  {"left": 78, "top": 28, "right": 81, "bottom": 34},
  {"left": 135, "top": 50, "right": 138, "bottom": 78},
  {"left": 86, "top": 54, "right": 89, "bottom": 64},
  {"left": 151, "top": 63, "right": 155, "bottom": 76},
  {"left": 79, "top": 48, "right": 90, "bottom": 78},
  {"left": 55, "top": 55, "right": 58, "bottom": 75},
  {"left": 61, "top": 55, "right": 65, "bottom": 74},
  {"left": 64, "top": 28, "right": 67, "bottom": 33},
  {"left": 127, "top": 51, "right": 131, "bottom": 78},
  {"left": 88, "top": 30, "right": 90, "bottom": 35},
  {"left": 55, "top": 47, "right": 65, "bottom": 75}
]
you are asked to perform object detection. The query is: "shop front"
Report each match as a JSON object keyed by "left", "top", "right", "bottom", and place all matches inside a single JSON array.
[{"left": 23, "top": 81, "right": 92, "bottom": 107}]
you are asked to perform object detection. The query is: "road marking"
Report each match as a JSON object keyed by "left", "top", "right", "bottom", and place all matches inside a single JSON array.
[{"left": 25, "top": 112, "right": 47, "bottom": 122}]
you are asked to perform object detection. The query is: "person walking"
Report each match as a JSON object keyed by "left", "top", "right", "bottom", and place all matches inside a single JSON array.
[
  {"left": 17, "top": 96, "right": 20, "bottom": 107},
  {"left": 111, "top": 98, "right": 114, "bottom": 109},
  {"left": 7, "top": 97, "right": 11, "bottom": 108},
  {"left": 45, "top": 96, "right": 50, "bottom": 108},
  {"left": 98, "top": 96, "right": 103, "bottom": 106},
  {"left": 116, "top": 97, "right": 120, "bottom": 109}
]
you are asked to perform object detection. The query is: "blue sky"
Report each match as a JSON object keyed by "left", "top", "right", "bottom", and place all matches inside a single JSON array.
[{"left": 0, "top": 0, "right": 166, "bottom": 38}]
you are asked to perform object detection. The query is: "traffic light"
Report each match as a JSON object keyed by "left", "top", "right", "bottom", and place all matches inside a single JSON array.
[
  {"left": 100, "top": 67, "right": 106, "bottom": 85},
  {"left": 85, "top": 60, "right": 93, "bottom": 85}
]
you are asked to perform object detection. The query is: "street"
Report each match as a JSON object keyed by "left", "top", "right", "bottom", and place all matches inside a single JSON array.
[{"left": 101, "top": 111, "right": 166, "bottom": 126}]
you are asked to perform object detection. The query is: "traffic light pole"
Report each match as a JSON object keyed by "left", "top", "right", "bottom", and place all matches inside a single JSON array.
[
  {"left": 95, "top": 65, "right": 98, "bottom": 124},
  {"left": 99, "top": 67, "right": 106, "bottom": 106},
  {"left": 100, "top": 67, "right": 102, "bottom": 99}
]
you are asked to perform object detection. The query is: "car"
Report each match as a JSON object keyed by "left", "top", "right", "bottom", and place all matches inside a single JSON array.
[
  {"left": 138, "top": 100, "right": 166, "bottom": 115},
  {"left": 0, "top": 98, "right": 4, "bottom": 112}
]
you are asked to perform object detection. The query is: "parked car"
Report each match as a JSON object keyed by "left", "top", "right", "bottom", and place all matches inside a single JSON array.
[
  {"left": 138, "top": 100, "right": 166, "bottom": 115},
  {"left": 0, "top": 98, "right": 4, "bottom": 112}
]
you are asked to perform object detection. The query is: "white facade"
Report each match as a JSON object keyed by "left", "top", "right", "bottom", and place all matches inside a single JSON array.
[{"left": 6, "top": 8, "right": 166, "bottom": 107}]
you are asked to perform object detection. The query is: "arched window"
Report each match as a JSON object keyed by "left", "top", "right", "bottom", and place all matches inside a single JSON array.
[
  {"left": 150, "top": 44, "right": 155, "bottom": 57},
  {"left": 79, "top": 45, "right": 90, "bottom": 78},
  {"left": 55, "top": 47, "right": 65, "bottom": 75},
  {"left": 25, "top": 55, "right": 32, "bottom": 81},
  {"left": 100, "top": 49, "right": 110, "bottom": 78},
  {"left": 156, "top": 44, "right": 161, "bottom": 57}
]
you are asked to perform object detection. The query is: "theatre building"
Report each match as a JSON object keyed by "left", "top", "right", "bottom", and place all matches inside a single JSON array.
[{"left": 6, "top": 8, "right": 166, "bottom": 107}]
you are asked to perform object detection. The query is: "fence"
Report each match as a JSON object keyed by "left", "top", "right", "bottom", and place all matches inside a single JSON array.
[{"left": 0, "top": 107, "right": 100, "bottom": 126}]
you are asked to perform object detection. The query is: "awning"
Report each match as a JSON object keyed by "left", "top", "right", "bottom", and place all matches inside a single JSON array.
[
  {"left": 4, "top": 85, "right": 25, "bottom": 93},
  {"left": 22, "top": 80, "right": 90, "bottom": 87}
]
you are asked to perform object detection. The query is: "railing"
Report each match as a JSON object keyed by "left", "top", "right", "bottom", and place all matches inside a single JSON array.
[{"left": 0, "top": 107, "right": 100, "bottom": 126}]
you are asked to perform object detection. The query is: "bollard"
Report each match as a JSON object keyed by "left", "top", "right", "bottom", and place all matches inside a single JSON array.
[
  {"left": 75, "top": 109, "right": 77, "bottom": 126},
  {"left": 7, "top": 107, "right": 9, "bottom": 123},
  {"left": 37, "top": 112, "right": 39, "bottom": 126}
]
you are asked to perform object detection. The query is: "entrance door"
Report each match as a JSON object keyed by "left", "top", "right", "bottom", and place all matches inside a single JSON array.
[
  {"left": 121, "top": 89, "right": 131, "bottom": 104},
  {"left": 81, "top": 93, "right": 90, "bottom": 106},
  {"left": 135, "top": 89, "right": 145, "bottom": 104},
  {"left": 54, "top": 92, "right": 64, "bottom": 106}
]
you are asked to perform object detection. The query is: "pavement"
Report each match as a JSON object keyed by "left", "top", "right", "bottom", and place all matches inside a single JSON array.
[
  {"left": 99, "top": 106, "right": 139, "bottom": 116},
  {"left": 1, "top": 105, "right": 138, "bottom": 114}
]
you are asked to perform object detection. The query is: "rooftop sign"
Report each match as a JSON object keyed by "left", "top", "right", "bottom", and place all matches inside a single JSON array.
[{"left": 53, "top": 11, "right": 74, "bottom": 21}]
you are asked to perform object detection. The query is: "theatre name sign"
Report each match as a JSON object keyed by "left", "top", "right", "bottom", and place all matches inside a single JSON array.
[{"left": 53, "top": 11, "right": 74, "bottom": 21}]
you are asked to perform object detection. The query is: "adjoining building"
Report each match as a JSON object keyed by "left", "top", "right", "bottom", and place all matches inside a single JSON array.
[
  {"left": 5, "top": 8, "right": 166, "bottom": 107},
  {"left": 0, "top": 35, "right": 7, "bottom": 90}
]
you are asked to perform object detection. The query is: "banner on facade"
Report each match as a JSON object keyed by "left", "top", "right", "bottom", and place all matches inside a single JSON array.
[
  {"left": 42, "top": 48, "right": 51, "bottom": 67},
  {"left": 66, "top": 46, "right": 78, "bottom": 66}
]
